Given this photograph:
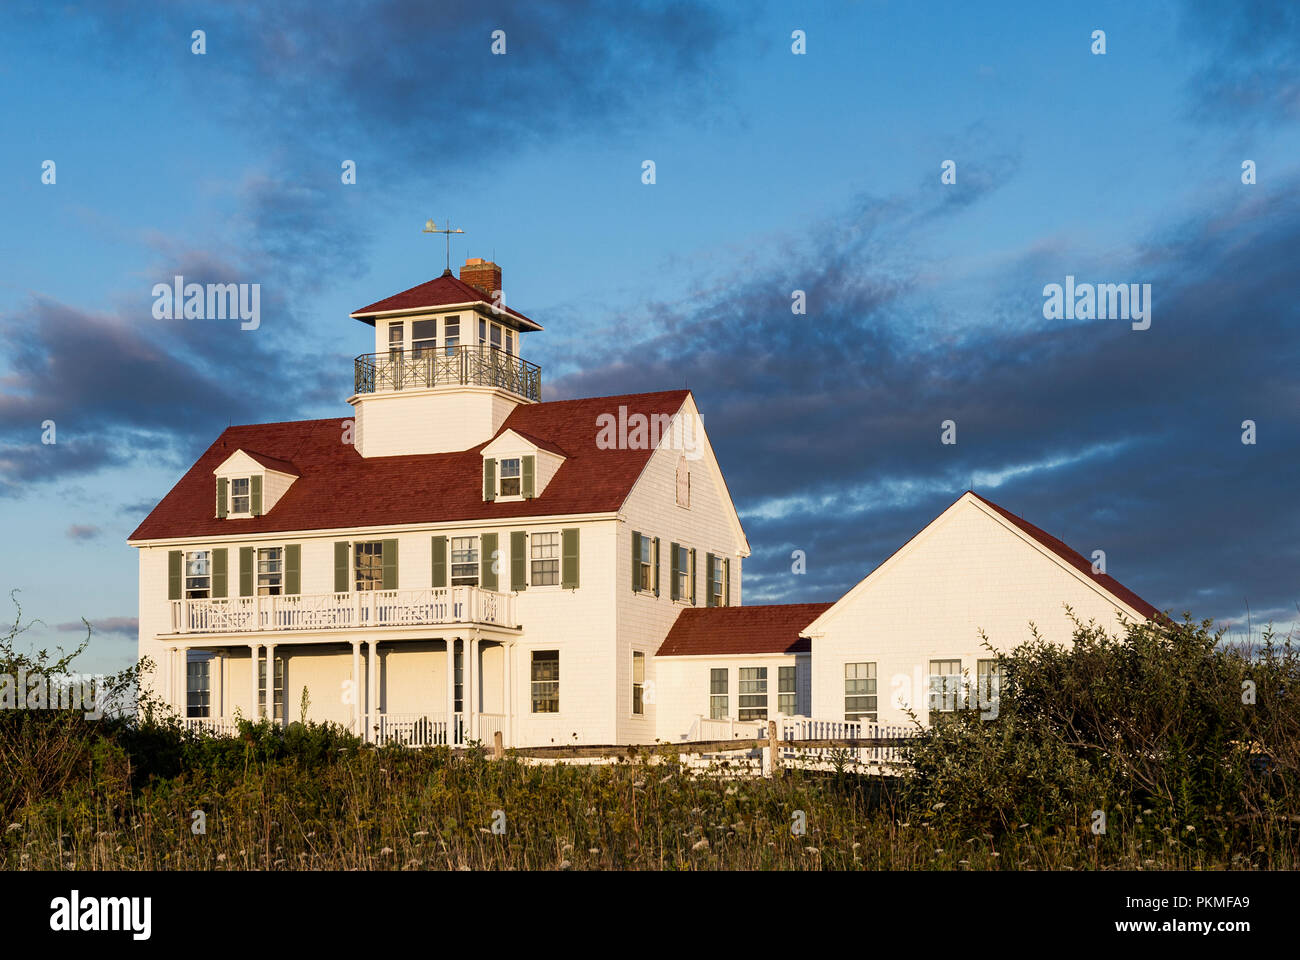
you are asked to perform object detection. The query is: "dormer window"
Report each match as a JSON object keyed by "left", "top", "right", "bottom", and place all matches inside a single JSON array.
[
  {"left": 499, "top": 458, "right": 522, "bottom": 497},
  {"left": 231, "top": 478, "right": 251, "bottom": 514}
]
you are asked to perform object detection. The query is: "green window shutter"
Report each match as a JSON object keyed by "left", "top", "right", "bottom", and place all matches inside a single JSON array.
[
  {"left": 381, "top": 539, "right": 398, "bottom": 590},
  {"left": 285, "top": 544, "right": 301, "bottom": 595},
  {"left": 522, "top": 455, "right": 536, "bottom": 499},
  {"left": 670, "top": 542, "right": 680, "bottom": 601},
  {"left": 481, "top": 532, "right": 499, "bottom": 591},
  {"left": 483, "top": 458, "right": 496, "bottom": 501},
  {"left": 511, "top": 531, "right": 527, "bottom": 591},
  {"left": 212, "top": 548, "right": 229, "bottom": 598},
  {"left": 168, "top": 550, "right": 182, "bottom": 600},
  {"left": 216, "top": 478, "right": 228, "bottom": 519},
  {"left": 250, "top": 475, "right": 263, "bottom": 516},
  {"left": 653, "top": 538, "right": 661, "bottom": 597},
  {"left": 723, "top": 557, "right": 730, "bottom": 607},
  {"left": 631, "top": 531, "right": 641, "bottom": 592},
  {"left": 239, "top": 547, "right": 254, "bottom": 597},
  {"left": 334, "top": 542, "right": 349, "bottom": 593},
  {"left": 431, "top": 536, "right": 447, "bottom": 588},
  {"left": 561, "top": 528, "right": 579, "bottom": 589},
  {"left": 689, "top": 548, "right": 697, "bottom": 605},
  {"left": 705, "top": 553, "right": 716, "bottom": 607}
]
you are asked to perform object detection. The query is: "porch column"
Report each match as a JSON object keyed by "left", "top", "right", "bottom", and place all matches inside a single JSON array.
[
  {"left": 504, "top": 641, "right": 512, "bottom": 748},
  {"left": 248, "top": 644, "right": 259, "bottom": 721},
  {"left": 366, "top": 639, "right": 378, "bottom": 744},
  {"left": 446, "top": 638, "right": 457, "bottom": 746},
  {"left": 266, "top": 642, "right": 275, "bottom": 725},
  {"left": 213, "top": 651, "right": 224, "bottom": 720},
  {"left": 172, "top": 646, "right": 182, "bottom": 716},
  {"left": 351, "top": 641, "right": 362, "bottom": 737},
  {"left": 467, "top": 636, "right": 477, "bottom": 742}
]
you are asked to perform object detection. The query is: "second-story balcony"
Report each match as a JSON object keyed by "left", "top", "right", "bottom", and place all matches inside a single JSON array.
[
  {"left": 355, "top": 344, "right": 541, "bottom": 402},
  {"left": 167, "top": 586, "right": 517, "bottom": 636}
]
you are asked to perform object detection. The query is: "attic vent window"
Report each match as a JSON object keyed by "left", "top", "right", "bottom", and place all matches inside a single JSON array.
[
  {"left": 675, "top": 456, "right": 691, "bottom": 508},
  {"left": 231, "top": 478, "right": 251, "bottom": 514},
  {"left": 499, "top": 458, "right": 522, "bottom": 497}
]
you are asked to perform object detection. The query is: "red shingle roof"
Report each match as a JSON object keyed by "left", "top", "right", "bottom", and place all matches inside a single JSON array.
[
  {"left": 238, "top": 450, "right": 298, "bottom": 476},
  {"left": 129, "top": 390, "right": 689, "bottom": 541},
  {"left": 969, "top": 492, "right": 1159, "bottom": 620},
  {"left": 657, "top": 603, "right": 834, "bottom": 657},
  {"left": 350, "top": 272, "right": 540, "bottom": 329}
]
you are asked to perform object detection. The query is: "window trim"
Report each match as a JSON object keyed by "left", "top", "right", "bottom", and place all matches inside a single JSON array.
[
  {"left": 498, "top": 457, "right": 522, "bottom": 498},
  {"left": 709, "top": 667, "right": 728, "bottom": 720},
  {"left": 738, "top": 666, "right": 768, "bottom": 722},
  {"left": 229, "top": 476, "right": 252, "bottom": 516}
]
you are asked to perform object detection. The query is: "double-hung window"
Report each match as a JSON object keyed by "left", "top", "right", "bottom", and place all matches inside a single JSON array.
[
  {"left": 778, "top": 665, "right": 798, "bottom": 715},
  {"left": 444, "top": 316, "right": 460, "bottom": 355},
  {"left": 632, "top": 651, "right": 645, "bottom": 716},
  {"left": 738, "top": 667, "right": 768, "bottom": 721},
  {"left": 709, "top": 555, "right": 725, "bottom": 606},
  {"left": 185, "top": 551, "right": 211, "bottom": 599},
  {"left": 499, "top": 458, "right": 521, "bottom": 497},
  {"left": 709, "top": 668, "right": 728, "bottom": 719},
  {"left": 355, "top": 541, "right": 384, "bottom": 591},
  {"left": 257, "top": 547, "right": 283, "bottom": 596},
  {"left": 929, "top": 659, "right": 962, "bottom": 713},
  {"left": 674, "top": 545, "right": 690, "bottom": 601},
  {"left": 451, "top": 536, "right": 479, "bottom": 586},
  {"left": 531, "top": 651, "right": 559, "bottom": 713},
  {"left": 636, "top": 536, "right": 653, "bottom": 591},
  {"left": 845, "top": 662, "right": 877, "bottom": 721},
  {"left": 258, "top": 657, "right": 285, "bottom": 721},
  {"left": 530, "top": 532, "right": 559, "bottom": 586},
  {"left": 230, "top": 478, "right": 251, "bottom": 515},
  {"left": 186, "top": 657, "right": 210, "bottom": 718}
]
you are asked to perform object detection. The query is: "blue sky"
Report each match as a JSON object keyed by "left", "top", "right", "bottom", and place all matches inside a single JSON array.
[{"left": 1, "top": 0, "right": 1297, "bottom": 674}]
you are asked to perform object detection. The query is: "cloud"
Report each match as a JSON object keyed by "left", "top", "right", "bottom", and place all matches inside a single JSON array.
[
  {"left": 1178, "top": 0, "right": 1300, "bottom": 124},
  {"left": 65, "top": 524, "right": 101, "bottom": 541},
  {"left": 55, "top": 616, "right": 139, "bottom": 639}
]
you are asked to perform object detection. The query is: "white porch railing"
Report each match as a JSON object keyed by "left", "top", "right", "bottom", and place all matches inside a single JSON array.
[
  {"left": 169, "top": 586, "right": 516, "bottom": 635},
  {"left": 779, "top": 715, "right": 915, "bottom": 765},
  {"left": 684, "top": 716, "right": 767, "bottom": 742},
  {"left": 476, "top": 713, "right": 506, "bottom": 745},
  {"left": 183, "top": 716, "right": 238, "bottom": 737},
  {"left": 378, "top": 712, "right": 452, "bottom": 747}
]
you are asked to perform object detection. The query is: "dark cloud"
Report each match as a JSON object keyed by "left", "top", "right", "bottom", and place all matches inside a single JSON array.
[{"left": 552, "top": 175, "right": 1300, "bottom": 625}]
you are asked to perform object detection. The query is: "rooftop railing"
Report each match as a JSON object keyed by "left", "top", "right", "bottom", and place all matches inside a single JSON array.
[{"left": 354, "top": 345, "right": 541, "bottom": 402}]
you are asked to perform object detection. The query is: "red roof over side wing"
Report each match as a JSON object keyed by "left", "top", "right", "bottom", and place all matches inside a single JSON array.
[
  {"left": 129, "top": 390, "right": 689, "bottom": 541},
  {"left": 657, "top": 603, "right": 834, "bottom": 657}
]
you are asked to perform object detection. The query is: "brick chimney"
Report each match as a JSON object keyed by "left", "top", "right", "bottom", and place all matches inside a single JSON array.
[{"left": 459, "top": 257, "right": 502, "bottom": 298}]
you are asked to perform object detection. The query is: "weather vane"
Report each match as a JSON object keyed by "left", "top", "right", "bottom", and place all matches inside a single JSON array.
[{"left": 423, "top": 218, "right": 465, "bottom": 272}]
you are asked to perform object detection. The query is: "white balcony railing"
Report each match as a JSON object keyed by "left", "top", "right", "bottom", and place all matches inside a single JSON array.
[{"left": 169, "top": 586, "right": 516, "bottom": 635}]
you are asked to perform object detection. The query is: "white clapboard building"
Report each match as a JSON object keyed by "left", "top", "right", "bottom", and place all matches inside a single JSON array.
[{"left": 131, "top": 259, "right": 1158, "bottom": 746}]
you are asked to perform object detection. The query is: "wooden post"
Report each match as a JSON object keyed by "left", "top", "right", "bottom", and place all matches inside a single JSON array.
[
  {"left": 767, "top": 720, "right": 781, "bottom": 777},
  {"left": 493, "top": 729, "right": 504, "bottom": 759}
]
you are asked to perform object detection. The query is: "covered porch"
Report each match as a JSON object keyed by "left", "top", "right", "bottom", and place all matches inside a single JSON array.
[{"left": 159, "top": 626, "right": 521, "bottom": 748}]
